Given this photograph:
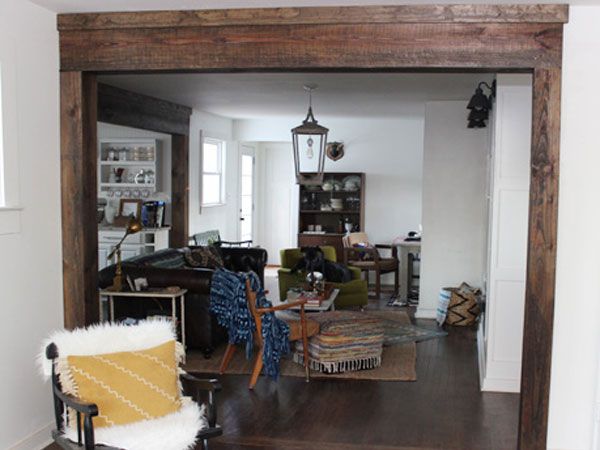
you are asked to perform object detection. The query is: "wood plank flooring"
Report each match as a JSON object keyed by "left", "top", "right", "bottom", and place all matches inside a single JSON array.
[{"left": 45, "top": 304, "right": 519, "bottom": 450}]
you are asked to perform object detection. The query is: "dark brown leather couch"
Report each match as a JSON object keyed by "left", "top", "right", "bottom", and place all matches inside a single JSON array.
[{"left": 98, "top": 246, "right": 268, "bottom": 357}]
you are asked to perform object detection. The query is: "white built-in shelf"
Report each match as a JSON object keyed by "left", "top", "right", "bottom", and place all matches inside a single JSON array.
[
  {"left": 99, "top": 161, "right": 155, "bottom": 166},
  {"left": 101, "top": 183, "right": 156, "bottom": 188}
]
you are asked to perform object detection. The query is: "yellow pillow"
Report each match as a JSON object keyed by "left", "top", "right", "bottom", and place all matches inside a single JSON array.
[{"left": 66, "top": 340, "right": 181, "bottom": 428}]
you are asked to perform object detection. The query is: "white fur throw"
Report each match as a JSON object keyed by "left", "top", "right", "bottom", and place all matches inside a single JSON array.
[
  {"left": 39, "top": 320, "right": 207, "bottom": 450},
  {"left": 64, "top": 399, "right": 206, "bottom": 450},
  {"left": 39, "top": 319, "right": 181, "bottom": 378}
]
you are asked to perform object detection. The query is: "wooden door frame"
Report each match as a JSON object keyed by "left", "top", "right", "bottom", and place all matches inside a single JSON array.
[{"left": 57, "top": 5, "right": 568, "bottom": 449}]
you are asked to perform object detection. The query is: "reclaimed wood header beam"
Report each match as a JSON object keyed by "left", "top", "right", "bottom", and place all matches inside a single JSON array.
[
  {"left": 98, "top": 83, "right": 192, "bottom": 135},
  {"left": 61, "top": 22, "right": 563, "bottom": 73},
  {"left": 57, "top": 4, "right": 568, "bottom": 31}
]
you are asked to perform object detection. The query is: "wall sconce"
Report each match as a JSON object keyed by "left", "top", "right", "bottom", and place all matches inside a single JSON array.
[{"left": 467, "top": 80, "right": 496, "bottom": 128}]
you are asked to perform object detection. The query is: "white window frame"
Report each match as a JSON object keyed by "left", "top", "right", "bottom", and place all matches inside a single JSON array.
[
  {"left": 0, "top": 49, "right": 23, "bottom": 235},
  {"left": 201, "top": 137, "right": 226, "bottom": 207}
]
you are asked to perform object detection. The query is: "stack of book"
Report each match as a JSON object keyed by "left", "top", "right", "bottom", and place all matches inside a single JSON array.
[{"left": 287, "top": 285, "right": 334, "bottom": 307}]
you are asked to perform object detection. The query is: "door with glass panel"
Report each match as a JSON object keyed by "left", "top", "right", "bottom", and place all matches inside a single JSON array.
[{"left": 239, "top": 145, "right": 255, "bottom": 243}]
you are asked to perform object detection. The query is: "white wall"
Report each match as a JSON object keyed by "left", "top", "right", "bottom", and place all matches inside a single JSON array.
[
  {"left": 188, "top": 110, "right": 239, "bottom": 241},
  {"left": 0, "top": 1, "right": 61, "bottom": 449},
  {"left": 417, "top": 101, "right": 488, "bottom": 318},
  {"left": 253, "top": 142, "right": 297, "bottom": 264},
  {"left": 548, "top": 6, "right": 600, "bottom": 449},
  {"left": 235, "top": 116, "right": 425, "bottom": 264}
]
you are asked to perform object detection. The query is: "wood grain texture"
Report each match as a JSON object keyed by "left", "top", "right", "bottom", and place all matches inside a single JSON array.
[
  {"left": 57, "top": 4, "right": 569, "bottom": 31},
  {"left": 518, "top": 67, "right": 561, "bottom": 450},
  {"left": 60, "top": 72, "right": 99, "bottom": 328},
  {"left": 171, "top": 134, "right": 189, "bottom": 248},
  {"left": 59, "top": 22, "right": 563, "bottom": 72},
  {"left": 98, "top": 83, "right": 191, "bottom": 135}
]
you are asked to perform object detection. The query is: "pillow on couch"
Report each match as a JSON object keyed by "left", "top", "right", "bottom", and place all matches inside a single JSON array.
[{"left": 184, "top": 246, "right": 224, "bottom": 269}]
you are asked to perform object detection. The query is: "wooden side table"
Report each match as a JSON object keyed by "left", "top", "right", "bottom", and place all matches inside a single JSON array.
[{"left": 99, "top": 288, "right": 188, "bottom": 353}]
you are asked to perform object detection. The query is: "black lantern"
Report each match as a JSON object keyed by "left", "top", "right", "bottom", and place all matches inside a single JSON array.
[
  {"left": 291, "top": 84, "right": 329, "bottom": 185},
  {"left": 467, "top": 80, "right": 496, "bottom": 128}
]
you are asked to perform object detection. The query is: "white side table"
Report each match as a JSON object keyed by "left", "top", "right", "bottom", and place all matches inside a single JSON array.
[{"left": 99, "top": 288, "right": 188, "bottom": 354}]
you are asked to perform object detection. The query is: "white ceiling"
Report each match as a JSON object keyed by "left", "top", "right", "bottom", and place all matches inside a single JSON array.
[
  {"left": 99, "top": 72, "right": 494, "bottom": 119},
  {"left": 30, "top": 0, "right": 589, "bottom": 14}
]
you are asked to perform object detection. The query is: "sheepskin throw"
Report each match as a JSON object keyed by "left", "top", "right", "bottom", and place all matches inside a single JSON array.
[
  {"left": 210, "top": 268, "right": 290, "bottom": 378},
  {"left": 40, "top": 320, "right": 206, "bottom": 450}
]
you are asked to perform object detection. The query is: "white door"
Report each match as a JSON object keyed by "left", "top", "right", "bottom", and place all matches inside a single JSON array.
[{"left": 239, "top": 145, "right": 255, "bottom": 242}]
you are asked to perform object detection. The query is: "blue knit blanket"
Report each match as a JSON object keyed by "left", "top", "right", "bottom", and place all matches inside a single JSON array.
[{"left": 209, "top": 268, "right": 290, "bottom": 379}]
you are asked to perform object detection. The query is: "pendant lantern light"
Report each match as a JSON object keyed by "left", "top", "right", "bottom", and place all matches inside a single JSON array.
[{"left": 291, "top": 84, "right": 329, "bottom": 185}]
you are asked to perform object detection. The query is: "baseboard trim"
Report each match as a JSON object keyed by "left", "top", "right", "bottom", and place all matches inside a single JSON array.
[
  {"left": 415, "top": 307, "right": 436, "bottom": 319},
  {"left": 8, "top": 422, "right": 53, "bottom": 450},
  {"left": 481, "top": 377, "right": 520, "bottom": 393}
]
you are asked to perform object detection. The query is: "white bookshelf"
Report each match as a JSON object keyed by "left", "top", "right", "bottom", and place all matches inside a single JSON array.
[{"left": 98, "top": 138, "right": 159, "bottom": 197}]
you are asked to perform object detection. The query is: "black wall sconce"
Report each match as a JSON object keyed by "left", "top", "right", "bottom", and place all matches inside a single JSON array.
[{"left": 467, "top": 80, "right": 496, "bottom": 128}]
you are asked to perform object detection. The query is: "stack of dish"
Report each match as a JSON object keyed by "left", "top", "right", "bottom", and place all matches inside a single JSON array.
[{"left": 331, "top": 198, "right": 344, "bottom": 211}]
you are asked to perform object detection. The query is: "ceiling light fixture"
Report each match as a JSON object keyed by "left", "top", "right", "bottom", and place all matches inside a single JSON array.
[
  {"left": 467, "top": 80, "right": 496, "bottom": 128},
  {"left": 291, "top": 84, "right": 329, "bottom": 185}
]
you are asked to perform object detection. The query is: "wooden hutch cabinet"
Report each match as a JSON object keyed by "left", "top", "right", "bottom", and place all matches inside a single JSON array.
[{"left": 297, "top": 172, "right": 365, "bottom": 258}]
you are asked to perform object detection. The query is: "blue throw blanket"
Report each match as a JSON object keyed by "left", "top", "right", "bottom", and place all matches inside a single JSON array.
[{"left": 209, "top": 268, "right": 290, "bottom": 378}]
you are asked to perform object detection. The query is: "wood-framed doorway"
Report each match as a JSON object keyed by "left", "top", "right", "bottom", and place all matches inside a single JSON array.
[{"left": 57, "top": 5, "right": 567, "bottom": 449}]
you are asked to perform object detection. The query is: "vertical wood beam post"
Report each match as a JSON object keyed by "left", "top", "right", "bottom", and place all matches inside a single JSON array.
[
  {"left": 518, "top": 67, "right": 561, "bottom": 450},
  {"left": 60, "top": 72, "right": 99, "bottom": 328},
  {"left": 171, "top": 133, "right": 189, "bottom": 248}
]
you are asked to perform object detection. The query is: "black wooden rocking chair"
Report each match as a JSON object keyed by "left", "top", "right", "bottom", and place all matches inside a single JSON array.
[{"left": 46, "top": 343, "right": 223, "bottom": 450}]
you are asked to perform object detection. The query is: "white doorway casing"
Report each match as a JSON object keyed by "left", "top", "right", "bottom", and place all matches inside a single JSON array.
[{"left": 479, "top": 74, "right": 532, "bottom": 393}]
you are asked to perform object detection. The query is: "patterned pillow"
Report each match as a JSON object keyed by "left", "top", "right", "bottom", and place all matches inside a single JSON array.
[
  {"left": 64, "top": 340, "right": 181, "bottom": 428},
  {"left": 184, "top": 246, "right": 224, "bottom": 269}
]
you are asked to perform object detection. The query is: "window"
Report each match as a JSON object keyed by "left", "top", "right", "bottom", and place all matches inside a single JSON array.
[
  {"left": 202, "top": 138, "right": 226, "bottom": 206},
  {"left": 0, "top": 64, "right": 4, "bottom": 208}
]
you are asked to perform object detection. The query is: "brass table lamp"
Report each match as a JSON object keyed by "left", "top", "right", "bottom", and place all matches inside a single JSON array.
[{"left": 108, "top": 216, "right": 143, "bottom": 292}]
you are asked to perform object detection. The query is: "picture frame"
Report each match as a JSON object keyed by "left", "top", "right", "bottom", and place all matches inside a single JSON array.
[{"left": 119, "top": 199, "right": 142, "bottom": 219}]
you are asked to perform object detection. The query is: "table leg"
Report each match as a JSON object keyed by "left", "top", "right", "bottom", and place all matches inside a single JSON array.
[
  {"left": 399, "top": 248, "right": 409, "bottom": 302},
  {"left": 180, "top": 294, "right": 186, "bottom": 363},
  {"left": 109, "top": 295, "right": 115, "bottom": 322}
]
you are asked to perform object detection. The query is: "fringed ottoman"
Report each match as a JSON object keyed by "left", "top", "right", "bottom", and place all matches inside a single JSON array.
[{"left": 293, "top": 311, "right": 384, "bottom": 374}]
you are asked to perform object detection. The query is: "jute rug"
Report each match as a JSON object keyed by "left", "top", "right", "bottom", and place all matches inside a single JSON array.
[{"left": 185, "top": 310, "right": 417, "bottom": 381}]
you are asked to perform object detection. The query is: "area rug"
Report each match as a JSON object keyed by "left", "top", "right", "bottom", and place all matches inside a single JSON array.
[
  {"left": 365, "top": 310, "right": 448, "bottom": 345},
  {"left": 185, "top": 309, "right": 417, "bottom": 381}
]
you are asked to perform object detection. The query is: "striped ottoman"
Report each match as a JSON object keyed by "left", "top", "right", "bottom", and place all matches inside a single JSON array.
[{"left": 293, "top": 311, "right": 384, "bottom": 373}]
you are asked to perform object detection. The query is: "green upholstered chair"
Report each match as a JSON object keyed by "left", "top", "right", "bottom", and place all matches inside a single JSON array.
[{"left": 278, "top": 246, "right": 368, "bottom": 308}]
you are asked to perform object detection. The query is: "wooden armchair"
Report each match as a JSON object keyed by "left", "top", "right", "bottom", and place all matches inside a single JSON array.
[
  {"left": 342, "top": 232, "right": 399, "bottom": 300},
  {"left": 46, "top": 343, "right": 222, "bottom": 450},
  {"left": 219, "top": 279, "right": 320, "bottom": 389}
]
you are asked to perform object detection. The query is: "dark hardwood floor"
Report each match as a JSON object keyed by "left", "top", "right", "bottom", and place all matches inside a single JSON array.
[{"left": 45, "top": 302, "right": 519, "bottom": 450}]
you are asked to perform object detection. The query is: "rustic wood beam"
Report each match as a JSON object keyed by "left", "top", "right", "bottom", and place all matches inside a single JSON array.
[
  {"left": 60, "top": 22, "right": 563, "bottom": 73},
  {"left": 171, "top": 134, "right": 189, "bottom": 248},
  {"left": 57, "top": 4, "right": 568, "bottom": 31},
  {"left": 98, "top": 83, "right": 192, "bottom": 135},
  {"left": 518, "top": 67, "right": 561, "bottom": 450},
  {"left": 60, "top": 72, "right": 99, "bottom": 328}
]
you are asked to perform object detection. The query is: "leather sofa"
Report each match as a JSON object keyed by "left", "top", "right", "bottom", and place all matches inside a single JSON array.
[{"left": 98, "top": 246, "right": 268, "bottom": 357}]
